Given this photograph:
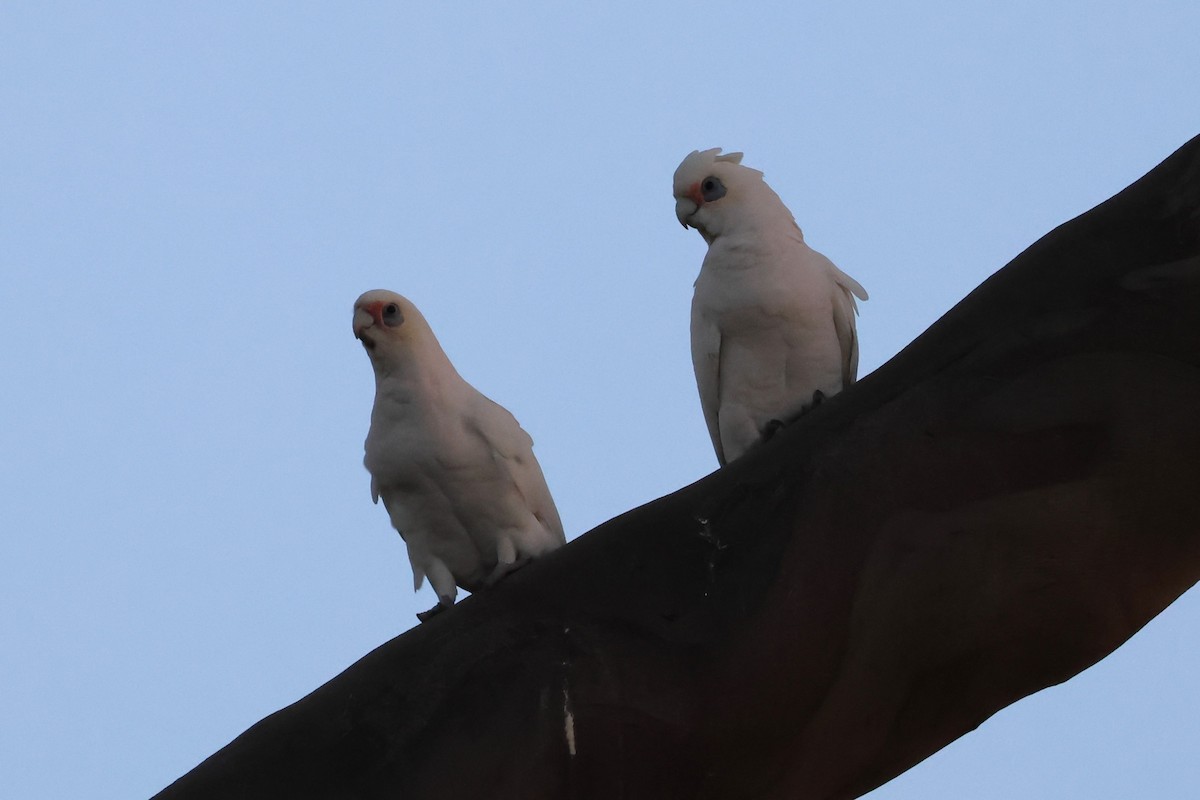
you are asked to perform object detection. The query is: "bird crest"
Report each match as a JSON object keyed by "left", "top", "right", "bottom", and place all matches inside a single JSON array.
[{"left": 674, "top": 148, "right": 763, "bottom": 192}]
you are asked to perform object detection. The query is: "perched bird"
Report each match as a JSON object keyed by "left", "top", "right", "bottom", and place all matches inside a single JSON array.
[
  {"left": 353, "top": 290, "right": 565, "bottom": 621},
  {"left": 673, "top": 148, "right": 868, "bottom": 466}
]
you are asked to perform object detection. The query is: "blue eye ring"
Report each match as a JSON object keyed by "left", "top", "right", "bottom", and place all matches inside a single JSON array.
[
  {"left": 383, "top": 303, "right": 404, "bottom": 326},
  {"left": 701, "top": 176, "right": 727, "bottom": 202}
]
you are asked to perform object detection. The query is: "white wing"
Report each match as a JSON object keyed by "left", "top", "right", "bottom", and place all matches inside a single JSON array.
[
  {"left": 690, "top": 301, "right": 726, "bottom": 465},
  {"left": 466, "top": 394, "right": 566, "bottom": 548},
  {"left": 832, "top": 283, "right": 860, "bottom": 387},
  {"left": 814, "top": 250, "right": 867, "bottom": 388}
]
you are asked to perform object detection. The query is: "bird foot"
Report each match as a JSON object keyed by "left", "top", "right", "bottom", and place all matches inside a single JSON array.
[
  {"left": 415, "top": 601, "right": 449, "bottom": 623},
  {"left": 760, "top": 390, "right": 830, "bottom": 445},
  {"left": 484, "top": 556, "right": 531, "bottom": 588}
]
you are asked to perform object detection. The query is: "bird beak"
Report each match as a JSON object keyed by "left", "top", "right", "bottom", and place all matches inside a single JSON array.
[
  {"left": 353, "top": 305, "right": 378, "bottom": 341},
  {"left": 676, "top": 182, "right": 704, "bottom": 228},
  {"left": 675, "top": 197, "right": 698, "bottom": 228}
]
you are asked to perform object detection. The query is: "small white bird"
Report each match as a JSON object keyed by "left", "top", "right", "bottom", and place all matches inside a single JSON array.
[
  {"left": 674, "top": 148, "right": 868, "bottom": 466},
  {"left": 353, "top": 290, "right": 565, "bottom": 621}
]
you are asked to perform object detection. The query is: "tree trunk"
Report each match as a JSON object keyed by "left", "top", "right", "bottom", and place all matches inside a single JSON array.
[{"left": 155, "top": 134, "right": 1200, "bottom": 800}]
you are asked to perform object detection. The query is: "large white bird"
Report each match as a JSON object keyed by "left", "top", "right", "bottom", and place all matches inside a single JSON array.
[
  {"left": 674, "top": 148, "right": 868, "bottom": 466},
  {"left": 353, "top": 290, "right": 565, "bottom": 620}
]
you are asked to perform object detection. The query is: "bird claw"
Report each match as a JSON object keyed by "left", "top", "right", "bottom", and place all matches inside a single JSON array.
[
  {"left": 484, "top": 556, "right": 530, "bottom": 587},
  {"left": 415, "top": 601, "right": 449, "bottom": 623},
  {"left": 761, "top": 389, "right": 830, "bottom": 445}
]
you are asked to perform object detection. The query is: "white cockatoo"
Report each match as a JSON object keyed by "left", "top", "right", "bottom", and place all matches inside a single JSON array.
[
  {"left": 353, "top": 290, "right": 566, "bottom": 621},
  {"left": 674, "top": 148, "right": 868, "bottom": 466}
]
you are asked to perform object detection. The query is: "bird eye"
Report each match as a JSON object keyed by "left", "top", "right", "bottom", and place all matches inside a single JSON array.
[
  {"left": 382, "top": 303, "right": 404, "bottom": 327},
  {"left": 701, "top": 176, "right": 727, "bottom": 202}
]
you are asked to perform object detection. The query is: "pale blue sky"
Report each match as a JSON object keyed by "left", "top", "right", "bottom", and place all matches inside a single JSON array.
[{"left": 2, "top": 3, "right": 1198, "bottom": 798}]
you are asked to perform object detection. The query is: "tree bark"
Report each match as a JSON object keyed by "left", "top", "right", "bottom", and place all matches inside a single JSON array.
[{"left": 155, "top": 134, "right": 1200, "bottom": 800}]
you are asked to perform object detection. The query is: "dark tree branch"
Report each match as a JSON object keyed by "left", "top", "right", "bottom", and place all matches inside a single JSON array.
[{"left": 156, "top": 135, "right": 1200, "bottom": 800}]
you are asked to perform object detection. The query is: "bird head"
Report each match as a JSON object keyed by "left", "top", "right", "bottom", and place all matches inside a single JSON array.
[
  {"left": 353, "top": 289, "right": 424, "bottom": 358},
  {"left": 673, "top": 148, "right": 780, "bottom": 243}
]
